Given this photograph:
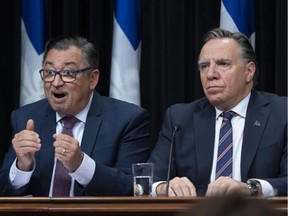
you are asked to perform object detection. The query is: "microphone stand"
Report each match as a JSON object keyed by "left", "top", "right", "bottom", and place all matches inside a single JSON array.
[{"left": 165, "top": 125, "right": 180, "bottom": 196}]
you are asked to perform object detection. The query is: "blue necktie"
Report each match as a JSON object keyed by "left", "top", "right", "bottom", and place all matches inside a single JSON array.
[
  {"left": 216, "top": 111, "right": 236, "bottom": 179},
  {"left": 52, "top": 116, "right": 79, "bottom": 197}
]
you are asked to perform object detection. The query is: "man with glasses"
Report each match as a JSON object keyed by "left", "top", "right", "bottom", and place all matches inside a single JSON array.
[{"left": 0, "top": 36, "right": 150, "bottom": 196}]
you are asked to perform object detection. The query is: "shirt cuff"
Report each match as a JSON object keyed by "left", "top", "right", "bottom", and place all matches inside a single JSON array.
[
  {"left": 250, "top": 178, "right": 278, "bottom": 197},
  {"left": 9, "top": 158, "right": 35, "bottom": 189},
  {"left": 69, "top": 152, "right": 95, "bottom": 186},
  {"left": 151, "top": 181, "right": 166, "bottom": 197}
]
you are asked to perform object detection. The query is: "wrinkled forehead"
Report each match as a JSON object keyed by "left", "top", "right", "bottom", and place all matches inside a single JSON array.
[
  {"left": 199, "top": 38, "right": 240, "bottom": 61},
  {"left": 44, "top": 47, "right": 84, "bottom": 68}
]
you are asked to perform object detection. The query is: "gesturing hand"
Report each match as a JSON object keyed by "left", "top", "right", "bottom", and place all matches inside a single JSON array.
[
  {"left": 12, "top": 119, "right": 41, "bottom": 171},
  {"left": 53, "top": 133, "right": 83, "bottom": 172}
]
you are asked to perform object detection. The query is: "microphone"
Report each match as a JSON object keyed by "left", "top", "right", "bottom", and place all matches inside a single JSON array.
[{"left": 165, "top": 125, "right": 181, "bottom": 196}]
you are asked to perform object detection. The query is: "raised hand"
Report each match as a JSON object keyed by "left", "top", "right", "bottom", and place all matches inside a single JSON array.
[{"left": 12, "top": 119, "right": 41, "bottom": 171}]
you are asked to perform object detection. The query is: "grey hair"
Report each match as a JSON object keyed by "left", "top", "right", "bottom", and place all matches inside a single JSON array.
[
  {"left": 202, "top": 28, "right": 258, "bottom": 87},
  {"left": 43, "top": 35, "right": 99, "bottom": 69}
]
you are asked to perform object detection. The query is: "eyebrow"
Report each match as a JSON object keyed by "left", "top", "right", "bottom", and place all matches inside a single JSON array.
[
  {"left": 198, "top": 60, "right": 207, "bottom": 65},
  {"left": 44, "top": 61, "right": 78, "bottom": 68},
  {"left": 215, "top": 58, "right": 231, "bottom": 64}
]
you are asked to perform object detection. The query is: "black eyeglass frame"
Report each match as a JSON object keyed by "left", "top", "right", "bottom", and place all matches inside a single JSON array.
[{"left": 39, "top": 67, "right": 95, "bottom": 83}]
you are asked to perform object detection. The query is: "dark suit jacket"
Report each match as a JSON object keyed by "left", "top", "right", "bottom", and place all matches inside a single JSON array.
[
  {"left": 0, "top": 91, "right": 151, "bottom": 196},
  {"left": 148, "top": 91, "right": 287, "bottom": 196}
]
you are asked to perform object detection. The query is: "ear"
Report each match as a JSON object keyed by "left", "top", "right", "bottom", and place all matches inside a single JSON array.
[
  {"left": 245, "top": 61, "right": 256, "bottom": 84},
  {"left": 90, "top": 69, "right": 100, "bottom": 90}
]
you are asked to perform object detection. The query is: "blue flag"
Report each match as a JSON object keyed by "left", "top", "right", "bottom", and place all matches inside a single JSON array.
[
  {"left": 109, "top": 0, "right": 141, "bottom": 105},
  {"left": 220, "top": 0, "right": 255, "bottom": 48},
  {"left": 20, "top": 0, "right": 45, "bottom": 106}
]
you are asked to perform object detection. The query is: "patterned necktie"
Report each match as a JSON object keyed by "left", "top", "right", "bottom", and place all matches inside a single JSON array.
[
  {"left": 216, "top": 111, "right": 236, "bottom": 179},
  {"left": 52, "top": 116, "right": 79, "bottom": 197}
]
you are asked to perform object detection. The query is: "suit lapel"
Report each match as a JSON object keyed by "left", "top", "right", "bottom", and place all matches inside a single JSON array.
[
  {"left": 194, "top": 104, "right": 216, "bottom": 184},
  {"left": 241, "top": 91, "right": 270, "bottom": 180},
  {"left": 81, "top": 92, "right": 102, "bottom": 156},
  {"left": 81, "top": 116, "right": 102, "bottom": 155}
]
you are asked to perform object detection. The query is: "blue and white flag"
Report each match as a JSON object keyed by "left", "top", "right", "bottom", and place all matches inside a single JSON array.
[
  {"left": 109, "top": 0, "right": 141, "bottom": 105},
  {"left": 220, "top": 0, "right": 255, "bottom": 48},
  {"left": 20, "top": 0, "right": 45, "bottom": 106}
]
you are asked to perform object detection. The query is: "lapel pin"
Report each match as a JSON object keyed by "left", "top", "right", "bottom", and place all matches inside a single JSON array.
[{"left": 254, "top": 120, "right": 261, "bottom": 127}]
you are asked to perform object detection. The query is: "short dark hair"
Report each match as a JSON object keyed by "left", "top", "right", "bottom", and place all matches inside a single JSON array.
[
  {"left": 202, "top": 28, "right": 258, "bottom": 87},
  {"left": 43, "top": 35, "right": 99, "bottom": 69}
]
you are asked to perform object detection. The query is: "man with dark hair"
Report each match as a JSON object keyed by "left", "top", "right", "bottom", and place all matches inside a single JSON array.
[
  {"left": 0, "top": 35, "right": 150, "bottom": 196},
  {"left": 149, "top": 28, "right": 287, "bottom": 197}
]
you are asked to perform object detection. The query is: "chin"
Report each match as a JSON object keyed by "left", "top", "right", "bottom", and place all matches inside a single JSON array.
[
  {"left": 52, "top": 105, "right": 69, "bottom": 115},
  {"left": 207, "top": 96, "right": 223, "bottom": 107}
]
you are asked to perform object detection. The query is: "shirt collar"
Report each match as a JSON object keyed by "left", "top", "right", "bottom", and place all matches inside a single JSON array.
[
  {"left": 215, "top": 92, "right": 251, "bottom": 119},
  {"left": 56, "top": 91, "right": 94, "bottom": 124}
]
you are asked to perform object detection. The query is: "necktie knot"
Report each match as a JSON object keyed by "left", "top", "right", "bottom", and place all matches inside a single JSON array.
[
  {"left": 221, "top": 111, "right": 236, "bottom": 122},
  {"left": 61, "top": 116, "right": 79, "bottom": 131}
]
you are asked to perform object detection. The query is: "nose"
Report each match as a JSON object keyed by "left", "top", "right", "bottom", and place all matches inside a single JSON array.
[
  {"left": 207, "top": 63, "right": 218, "bottom": 80},
  {"left": 52, "top": 74, "right": 65, "bottom": 86}
]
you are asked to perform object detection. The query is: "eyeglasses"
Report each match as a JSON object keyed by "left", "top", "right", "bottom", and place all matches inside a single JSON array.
[{"left": 39, "top": 67, "right": 95, "bottom": 83}]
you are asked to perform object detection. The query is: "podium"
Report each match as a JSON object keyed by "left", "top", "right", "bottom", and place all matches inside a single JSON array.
[{"left": 0, "top": 197, "right": 286, "bottom": 216}]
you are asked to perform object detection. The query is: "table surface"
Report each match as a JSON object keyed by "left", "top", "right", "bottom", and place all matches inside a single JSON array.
[{"left": 0, "top": 196, "right": 286, "bottom": 216}]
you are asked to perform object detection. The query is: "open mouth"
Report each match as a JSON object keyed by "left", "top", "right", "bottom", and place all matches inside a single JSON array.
[{"left": 53, "top": 93, "right": 66, "bottom": 99}]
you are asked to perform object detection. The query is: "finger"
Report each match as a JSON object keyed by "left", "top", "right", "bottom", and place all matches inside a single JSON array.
[
  {"left": 53, "top": 133, "right": 74, "bottom": 142},
  {"left": 26, "top": 119, "right": 34, "bottom": 131},
  {"left": 182, "top": 177, "right": 197, "bottom": 196},
  {"left": 206, "top": 180, "right": 219, "bottom": 196},
  {"left": 206, "top": 184, "right": 212, "bottom": 196},
  {"left": 58, "top": 147, "right": 66, "bottom": 156},
  {"left": 168, "top": 186, "right": 177, "bottom": 196},
  {"left": 169, "top": 178, "right": 189, "bottom": 196},
  {"left": 53, "top": 138, "right": 73, "bottom": 150},
  {"left": 53, "top": 134, "right": 79, "bottom": 155},
  {"left": 13, "top": 134, "right": 41, "bottom": 150},
  {"left": 206, "top": 178, "right": 230, "bottom": 196},
  {"left": 54, "top": 146, "right": 63, "bottom": 154},
  {"left": 170, "top": 184, "right": 185, "bottom": 196}
]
